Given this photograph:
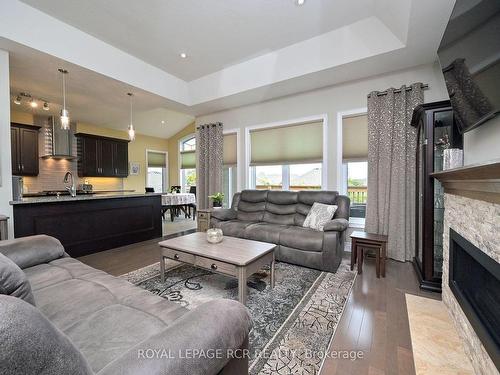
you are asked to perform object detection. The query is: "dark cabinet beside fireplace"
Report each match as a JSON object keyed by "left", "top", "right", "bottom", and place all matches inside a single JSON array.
[{"left": 411, "top": 101, "right": 462, "bottom": 292}]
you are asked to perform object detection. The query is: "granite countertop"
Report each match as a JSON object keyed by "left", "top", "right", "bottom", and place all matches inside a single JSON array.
[{"left": 10, "top": 192, "right": 162, "bottom": 205}]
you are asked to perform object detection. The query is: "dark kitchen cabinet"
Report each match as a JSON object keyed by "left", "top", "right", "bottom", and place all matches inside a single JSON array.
[
  {"left": 113, "top": 142, "right": 129, "bottom": 177},
  {"left": 411, "top": 101, "right": 463, "bottom": 292},
  {"left": 76, "top": 133, "right": 129, "bottom": 177},
  {"left": 11, "top": 123, "right": 41, "bottom": 176}
]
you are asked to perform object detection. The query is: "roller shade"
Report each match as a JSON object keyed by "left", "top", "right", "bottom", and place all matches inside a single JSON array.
[
  {"left": 180, "top": 150, "right": 196, "bottom": 169},
  {"left": 147, "top": 152, "right": 166, "bottom": 168},
  {"left": 250, "top": 121, "right": 323, "bottom": 166},
  {"left": 343, "top": 115, "right": 368, "bottom": 160},
  {"left": 223, "top": 133, "right": 237, "bottom": 166}
]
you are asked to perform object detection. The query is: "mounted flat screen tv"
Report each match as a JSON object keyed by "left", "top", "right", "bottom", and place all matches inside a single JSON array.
[{"left": 437, "top": 0, "right": 500, "bottom": 133}]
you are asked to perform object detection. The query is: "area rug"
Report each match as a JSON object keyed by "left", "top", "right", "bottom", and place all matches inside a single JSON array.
[{"left": 121, "top": 260, "right": 356, "bottom": 375}]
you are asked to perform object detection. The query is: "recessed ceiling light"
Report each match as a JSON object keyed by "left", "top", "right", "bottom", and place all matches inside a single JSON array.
[
  {"left": 43, "top": 102, "right": 50, "bottom": 111},
  {"left": 30, "top": 98, "right": 38, "bottom": 108},
  {"left": 295, "top": 0, "right": 306, "bottom": 5},
  {"left": 161, "top": 120, "right": 165, "bottom": 124},
  {"left": 180, "top": 53, "right": 187, "bottom": 59},
  {"left": 14, "top": 96, "right": 21, "bottom": 105}
]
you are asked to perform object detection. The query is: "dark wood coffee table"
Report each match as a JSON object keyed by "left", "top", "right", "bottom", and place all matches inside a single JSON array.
[
  {"left": 350, "top": 231, "right": 388, "bottom": 278},
  {"left": 158, "top": 232, "right": 276, "bottom": 304}
]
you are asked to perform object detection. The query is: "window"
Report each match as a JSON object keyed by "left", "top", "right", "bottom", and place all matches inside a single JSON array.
[
  {"left": 346, "top": 161, "right": 367, "bottom": 218},
  {"left": 249, "top": 120, "right": 324, "bottom": 190},
  {"left": 255, "top": 165, "right": 283, "bottom": 190},
  {"left": 180, "top": 135, "right": 196, "bottom": 192},
  {"left": 290, "top": 163, "right": 322, "bottom": 190},
  {"left": 146, "top": 151, "right": 167, "bottom": 193},
  {"left": 251, "top": 163, "right": 322, "bottom": 191}
]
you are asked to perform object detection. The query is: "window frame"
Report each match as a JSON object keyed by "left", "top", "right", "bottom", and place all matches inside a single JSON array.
[
  {"left": 145, "top": 149, "right": 168, "bottom": 193},
  {"left": 250, "top": 163, "right": 322, "bottom": 191},
  {"left": 245, "top": 115, "right": 328, "bottom": 189},
  {"left": 179, "top": 134, "right": 196, "bottom": 193}
]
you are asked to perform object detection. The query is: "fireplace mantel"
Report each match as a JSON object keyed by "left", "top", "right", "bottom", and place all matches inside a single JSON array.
[{"left": 431, "top": 159, "right": 500, "bottom": 204}]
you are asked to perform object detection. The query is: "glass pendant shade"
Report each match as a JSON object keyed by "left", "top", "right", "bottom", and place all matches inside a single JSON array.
[
  {"left": 59, "top": 68, "right": 70, "bottom": 130},
  {"left": 60, "top": 108, "right": 70, "bottom": 130},
  {"left": 128, "top": 124, "right": 136, "bottom": 141},
  {"left": 127, "top": 93, "right": 135, "bottom": 141}
]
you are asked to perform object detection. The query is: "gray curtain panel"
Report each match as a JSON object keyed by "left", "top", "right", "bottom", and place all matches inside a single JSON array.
[
  {"left": 365, "top": 83, "right": 424, "bottom": 262},
  {"left": 197, "top": 122, "right": 224, "bottom": 209}
]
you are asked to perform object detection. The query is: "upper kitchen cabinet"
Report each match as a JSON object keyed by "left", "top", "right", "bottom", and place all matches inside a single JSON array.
[
  {"left": 76, "top": 133, "right": 129, "bottom": 177},
  {"left": 11, "top": 123, "right": 41, "bottom": 176}
]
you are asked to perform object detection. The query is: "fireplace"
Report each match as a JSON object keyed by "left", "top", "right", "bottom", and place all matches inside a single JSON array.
[{"left": 449, "top": 228, "right": 500, "bottom": 369}]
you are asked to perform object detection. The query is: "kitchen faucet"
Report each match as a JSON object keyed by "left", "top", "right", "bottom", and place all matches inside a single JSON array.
[{"left": 64, "top": 172, "right": 76, "bottom": 197}]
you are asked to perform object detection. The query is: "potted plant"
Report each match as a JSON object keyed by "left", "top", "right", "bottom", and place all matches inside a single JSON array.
[{"left": 208, "top": 192, "right": 224, "bottom": 208}]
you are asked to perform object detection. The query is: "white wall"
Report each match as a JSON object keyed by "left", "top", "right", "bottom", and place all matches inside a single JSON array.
[
  {"left": 196, "top": 62, "right": 449, "bottom": 190},
  {"left": 0, "top": 49, "right": 13, "bottom": 238},
  {"left": 463, "top": 116, "right": 500, "bottom": 165}
]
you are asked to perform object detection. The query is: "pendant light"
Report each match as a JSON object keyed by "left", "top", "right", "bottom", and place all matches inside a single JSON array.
[
  {"left": 127, "top": 93, "right": 135, "bottom": 141},
  {"left": 58, "top": 68, "right": 70, "bottom": 130}
]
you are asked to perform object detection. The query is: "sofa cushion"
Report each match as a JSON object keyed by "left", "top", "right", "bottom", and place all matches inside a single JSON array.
[
  {"left": 279, "top": 226, "right": 324, "bottom": 252},
  {"left": 294, "top": 191, "right": 338, "bottom": 226},
  {"left": 0, "top": 252, "right": 35, "bottom": 306},
  {"left": 0, "top": 235, "right": 65, "bottom": 269},
  {"left": 25, "top": 257, "right": 188, "bottom": 373},
  {"left": 244, "top": 223, "right": 289, "bottom": 244},
  {"left": 214, "top": 220, "right": 257, "bottom": 238},
  {"left": 303, "top": 202, "right": 338, "bottom": 231},
  {"left": 262, "top": 191, "right": 297, "bottom": 225},
  {"left": 236, "top": 190, "right": 268, "bottom": 221},
  {"left": 0, "top": 295, "right": 93, "bottom": 375}
]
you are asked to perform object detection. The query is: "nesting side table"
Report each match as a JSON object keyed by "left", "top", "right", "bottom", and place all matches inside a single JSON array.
[{"left": 350, "top": 231, "right": 388, "bottom": 278}]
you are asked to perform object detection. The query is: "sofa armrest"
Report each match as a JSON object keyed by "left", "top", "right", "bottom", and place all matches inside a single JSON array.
[
  {"left": 0, "top": 235, "right": 66, "bottom": 269},
  {"left": 99, "top": 299, "right": 252, "bottom": 375},
  {"left": 323, "top": 218, "right": 349, "bottom": 232},
  {"left": 210, "top": 208, "right": 237, "bottom": 221}
]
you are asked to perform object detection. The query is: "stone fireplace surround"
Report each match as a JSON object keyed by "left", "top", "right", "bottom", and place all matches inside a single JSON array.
[{"left": 433, "top": 160, "right": 500, "bottom": 375}]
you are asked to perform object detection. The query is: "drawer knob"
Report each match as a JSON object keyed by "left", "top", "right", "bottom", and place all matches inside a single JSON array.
[
  {"left": 211, "top": 263, "right": 218, "bottom": 270},
  {"left": 174, "top": 254, "right": 179, "bottom": 260}
]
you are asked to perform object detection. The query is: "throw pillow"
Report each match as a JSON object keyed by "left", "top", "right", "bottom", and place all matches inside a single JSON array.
[
  {"left": 0, "top": 252, "right": 35, "bottom": 306},
  {"left": 303, "top": 202, "right": 338, "bottom": 231}
]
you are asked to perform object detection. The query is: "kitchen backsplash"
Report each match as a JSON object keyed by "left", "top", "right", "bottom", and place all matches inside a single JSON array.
[{"left": 23, "top": 117, "right": 124, "bottom": 193}]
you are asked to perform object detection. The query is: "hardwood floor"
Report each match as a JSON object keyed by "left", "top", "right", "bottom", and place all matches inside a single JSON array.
[
  {"left": 320, "top": 256, "right": 439, "bottom": 375},
  {"left": 79, "top": 237, "right": 439, "bottom": 375},
  {"left": 78, "top": 229, "right": 195, "bottom": 276}
]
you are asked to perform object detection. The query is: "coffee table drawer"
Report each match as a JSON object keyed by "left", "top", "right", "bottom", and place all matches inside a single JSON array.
[
  {"left": 195, "top": 257, "right": 237, "bottom": 276},
  {"left": 162, "top": 248, "right": 195, "bottom": 264}
]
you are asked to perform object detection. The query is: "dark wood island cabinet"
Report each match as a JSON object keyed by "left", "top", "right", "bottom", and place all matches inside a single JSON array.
[{"left": 12, "top": 194, "right": 162, "bottom": 257}]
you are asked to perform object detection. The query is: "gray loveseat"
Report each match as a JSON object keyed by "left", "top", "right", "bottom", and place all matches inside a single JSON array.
[
  {"left": 211, "top": 190, "right": 350, "bottom": 273},
  {"left": 0, "top": 235, "right": 251, "bottom": 375}
]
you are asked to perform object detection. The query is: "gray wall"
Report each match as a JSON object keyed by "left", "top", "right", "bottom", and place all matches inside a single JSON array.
[{"left": 463, "top": 116, "right": 500, "bottom": 165}]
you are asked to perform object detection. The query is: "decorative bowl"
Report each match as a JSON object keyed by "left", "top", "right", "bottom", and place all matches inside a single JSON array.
[{"left": 206, "top": 228, "right": 223, "bottom": 244}]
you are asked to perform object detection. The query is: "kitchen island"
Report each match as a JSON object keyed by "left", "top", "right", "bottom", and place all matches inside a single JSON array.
[{"left": 11, "top": 193, "right": 162, "bottom": 257}]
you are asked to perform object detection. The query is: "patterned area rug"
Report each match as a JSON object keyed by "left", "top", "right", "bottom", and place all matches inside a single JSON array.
[{"left": 121, "top": 260, "right": 355, "bottom": 375}]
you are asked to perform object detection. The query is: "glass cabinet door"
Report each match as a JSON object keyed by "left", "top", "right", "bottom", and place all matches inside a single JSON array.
[
  {"left": 432, "top": 110, "right": 453, "bottom": 278},
  {"left": 416, "top": 120, "right": 425, "bottom": 267}
]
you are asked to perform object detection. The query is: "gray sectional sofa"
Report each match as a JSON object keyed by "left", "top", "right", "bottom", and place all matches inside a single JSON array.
[
  {"left": 0, "top": 235, "right": 251, "bottom": 375},
  {"left": 210, "top": 190, "right": 350, "bottom": 273}
]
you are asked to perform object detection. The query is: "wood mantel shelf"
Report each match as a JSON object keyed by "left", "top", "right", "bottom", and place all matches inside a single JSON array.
[{"left": 431, "top": 159, "right": 500, "bottom": 204}]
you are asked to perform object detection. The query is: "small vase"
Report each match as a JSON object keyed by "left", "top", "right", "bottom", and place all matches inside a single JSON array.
[{"left": 206, "top": 228, "right": 223, "bottom": 244}]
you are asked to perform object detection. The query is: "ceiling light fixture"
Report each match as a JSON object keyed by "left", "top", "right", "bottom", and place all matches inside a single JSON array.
[
  {"left": 180, "top": 53, "right": 187, "bottom": 59},
  {"left": 14, "top": 95, "right": 21, "bottom": 105},
  {"left": 58, "top": 68, "right": 70, "bottom": 130},
  {"left": 30, "top": 98, "right": 38, "bottom": 108},
  {"left": 127, "top": 92, "right": 135, "bottom": 141},
  {"left": 295, "top": 0, "right": 306, "bottom": 5},
  {"left": 43, "top": 102, "right": 50, "bottom": 111},
  {"left": 161, "top": 120, "right": 165, "bottom": 124}
]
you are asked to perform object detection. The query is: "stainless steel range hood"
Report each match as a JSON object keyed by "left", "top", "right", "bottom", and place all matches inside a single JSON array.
[{"left": 37, "top": 115, "right": 75, "bottom": 159}]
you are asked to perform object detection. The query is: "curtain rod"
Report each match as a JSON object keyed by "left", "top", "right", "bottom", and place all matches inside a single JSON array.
[{"left": 368, "top": 84, "right": 429, "bottom": 97}]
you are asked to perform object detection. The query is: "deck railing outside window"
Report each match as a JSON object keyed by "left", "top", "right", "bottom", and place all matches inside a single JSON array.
[{"left": 348, "top": 186, "right": 367, "bottom": 204}]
